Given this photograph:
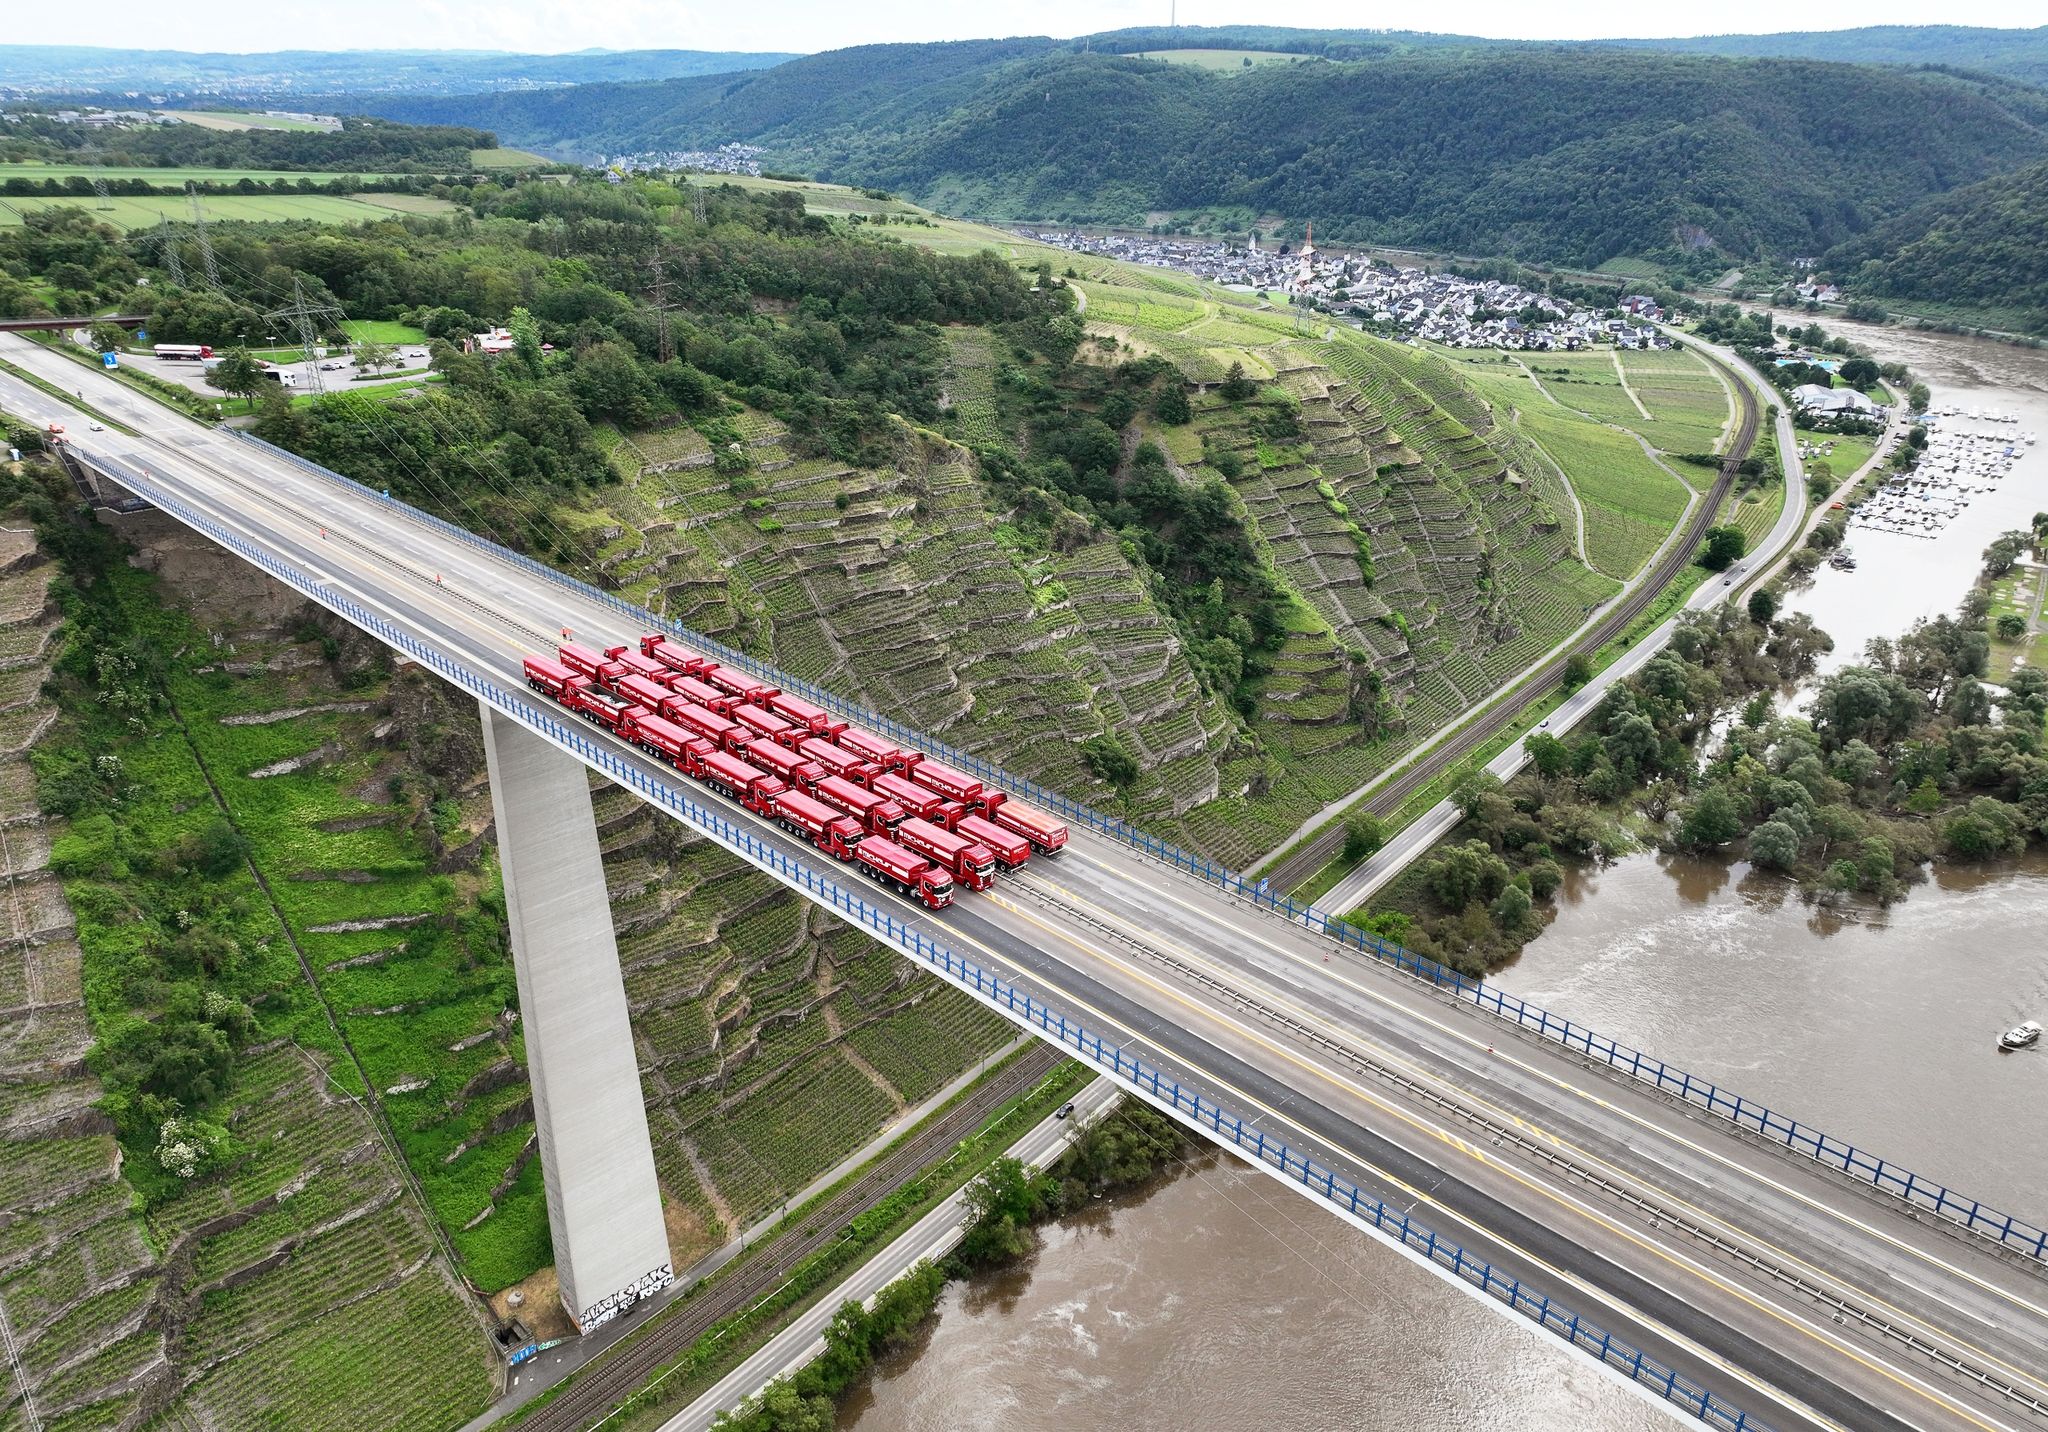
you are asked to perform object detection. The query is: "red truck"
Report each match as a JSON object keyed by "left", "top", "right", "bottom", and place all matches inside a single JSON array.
[
  {"left": 639, "top": 633, "right": 715, "bottom": 678},
  {"left": 558, "top": 642, "right": 624, "bottom": 684},
  {"left": 838, "top": 727, "right": 911, "bottom": 773},
  {"left": 992, "top": 800, "right": 1069, "bottom": 855},
  {"left": 853, "top": 835, "right": 953, "bottom": 910},
  {"left": 814, "top": 774, "right": 906, "bottom": 837},
  {"left": 703, "top": 665, "right": 779, "bottom": 705},
  {"left": 770, "top": 788, "right": 863, "bottom": 860},
  {"left": 871, "top": 771, "right": 953, "bottom": 826},
  {"left": 612, "top": 673, "right": 673, "bottom": 712},
  {"left": 669, "top": 674, "right": 737, "bottom": 716},
  {"left": 956, "top": 813, "right": 1031, "bottom": 871},
  {"left": 658, "top": 698, "right": 749, "bottom": 755},
  {"left": 697, "top": 749, "right": 787, "bottom": 814},
  {"left": 800, "top": 737, "right": 877, "bottom": 787},
  {"left": 523, "top": 655, "right": 579, "bottom": 700},
  {"left": 607, "top": 647, "right": 673, "bottom": 687},
  {"left": 766, "top": 690, "right": 846, "bottom": 739},
  {"left": 730, "top": 702, "right": 802, "bottom": 750},
  {"left": 624, "top": 712, "right": 701, "bottom": 770},
  {"left": 746, "top": 738, "right": 825, "bottom": 791},
  {"left": 904, "top": 757, "right": 987, "bottom": 810},
  {"left": 566, "top": 683, "right": 644, "bottom": 734},
  {"left": 897, "top": 817, "right": 996, "bottom": 892}
]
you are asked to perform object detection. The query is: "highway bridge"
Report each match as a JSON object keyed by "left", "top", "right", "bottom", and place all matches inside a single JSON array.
[{"left": 5, "top": 336, "right": 2047, "bottom": 1432}]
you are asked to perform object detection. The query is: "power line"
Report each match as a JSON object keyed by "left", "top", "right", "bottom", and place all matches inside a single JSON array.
[{"left": 186, "top": 183, "right": 220, "bottom": 289}]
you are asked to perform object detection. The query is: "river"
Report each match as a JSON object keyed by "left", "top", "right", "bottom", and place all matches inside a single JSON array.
[{"left": 842, "top": 327, "right": 2048, "bottom": 1432}]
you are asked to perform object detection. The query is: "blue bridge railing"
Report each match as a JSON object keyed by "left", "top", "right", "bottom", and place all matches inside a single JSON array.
[
  {"left": 93, "top": 446, "right": 1768, "bottom": 1431},
  {"left": 212, "top": 430, "right": 2048, "bottom": 1268}
]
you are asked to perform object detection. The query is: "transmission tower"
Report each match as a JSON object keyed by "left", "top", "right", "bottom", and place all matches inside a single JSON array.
[
  {"left": 186, "top": 184, "right": 222, "bottom": 288},
  {"left": 78, "top": 145, "right": 114, "bottom": 211},
  {"left": 648, "top": 253, "right": 675, "bottom": 364},
  {"left": 157, "top": 217, "right": 185, "bottom": 287},
  {"left": 692, "top": 184, "right": 707, "bottom": 226},
  {"left": 265, "top": 277, "right": 347, "bottom": 395}
]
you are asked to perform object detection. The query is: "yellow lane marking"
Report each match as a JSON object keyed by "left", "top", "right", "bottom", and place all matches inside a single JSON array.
[
  {"left": 1028, "top": 862, "right": 2048, "bottom": 1398},
  {"left": 1061, "top": 845, "right": 2048, "bottom": 1325},
  {"left": 983, "top": 888, "right": 2016, "bottom": 1432}
]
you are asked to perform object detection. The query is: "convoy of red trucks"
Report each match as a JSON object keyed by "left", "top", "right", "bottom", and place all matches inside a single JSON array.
[{"left": 526, "top": 638, "right": 1069, "bottom": 910}]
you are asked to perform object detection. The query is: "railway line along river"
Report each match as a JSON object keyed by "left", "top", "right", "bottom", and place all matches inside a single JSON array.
[{"left": 840, "top": 325, "right": 2048, "bottom": 1432}]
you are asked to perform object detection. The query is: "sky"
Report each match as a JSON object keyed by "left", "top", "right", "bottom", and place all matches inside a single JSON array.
[{"left": 7, "top": 0, "right": 2043, "bottom": 55}]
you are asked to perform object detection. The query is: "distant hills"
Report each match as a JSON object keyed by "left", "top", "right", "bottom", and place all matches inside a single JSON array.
[
  {"left": 0, "top": 44, "right": 797, "bottom": 99},
  {"left": 371, "top": 41, "right": 2048, "bottom": 270}
]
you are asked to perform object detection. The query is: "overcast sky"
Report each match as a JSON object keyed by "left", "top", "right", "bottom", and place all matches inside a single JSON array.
[{"left": 11, "top": 0, "right": 2044, "bottom": 55}]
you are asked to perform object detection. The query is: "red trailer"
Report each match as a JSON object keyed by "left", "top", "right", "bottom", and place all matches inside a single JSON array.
[
  {"left": 904, "top": 758, "right": 986, "bottom": 810},
  {"left": 624, "top": 712, "right": 698, "bottom": 769},
  {"left": 730, "top": 702, "right": 802, "bottom": 750},
  {"left": 566, "top": 684, "right": 645, "bottom": 733},
  {"left": 607, "top": 648, "right": 673, "bottom": 687},
  {"left": 523, "top": 655, "right": 578, "bottom": 700},
  {"left": 659, "top": 698, "right": 749, "bottom": 755},
  {"left": 746, "top": 739, "right": 826, "bottom": 791},
  {"left": 800, "top": 737, "right": 877, "bottom": 787},
  {"left": 897, "top": 817, "right": 996, "bottom": 892},
  {"left": 697, "top": 748, "right": 787, "bottom": 814},
  {"left": 838, "top": 727, "right": 910, "bottom": 773},
  {"left": 814, "top": 775, "right": 907, "bottom": 836},
  {"left": 765, "top": 690, "right": 846, "bottom": 739},
  {"left": 669, "top": 674, "right": 737, "bottom": 716},
  {"left": 702, "top": 665, "right": 779, "bottom": 705},
  {"left": 558, "top": 642, "right": 623, "bottom": 684},
  {"left": 993, "top": 800, "right": 1068, "bottom": 855},
  {"left": 871, "top": 771, "right": 951, "bottom": 825},
  {"left": 639, "top": 633, "right": 716, "bottom": 678},
  {"left": 957, "top": 813, "right": 1031, "bottom": 871},
  {"left": 853, "top": 835, "right": 953, "bottom": 910},
  {"left": 612, "top": 673, "right": 673, "bottom": 711},
  {"left": 770, "top": 788, "right": 863, "bottom": 860}
]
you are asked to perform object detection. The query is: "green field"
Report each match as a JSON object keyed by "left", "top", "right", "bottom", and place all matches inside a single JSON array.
[
  {"left": 1518, "top": 404, "right": 1692, "bottom": 579},
  {"left": 0, "top": 192, "right": 455, "bottom": 230},
  {"left": 470, "top": 146, "right": 549, "bottom": 169},
  {"left": 341, "top": 319, "right": 429, "bottom": 345},
  {"left": 2, "top": 161, "right": 417, "bottom": 185},
  {"left": 1135, "top": 48, "right": 1307, "bottom": 69}
]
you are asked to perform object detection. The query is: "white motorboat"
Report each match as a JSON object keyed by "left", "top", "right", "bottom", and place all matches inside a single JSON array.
[{"left": 1999, "top": 1020, "right": 2042, "bottom": 1051}]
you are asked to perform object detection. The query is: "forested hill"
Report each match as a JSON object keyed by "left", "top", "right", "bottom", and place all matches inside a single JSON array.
[
  {"left": 1601, "top": 25, "right": 2048, "bottom": 90},
  {"left": 376, "top": 45, "right": 2048, "bottom": 269},
  {"left": 1823, "top": 159, "right": 2048, "bottom": 332}
]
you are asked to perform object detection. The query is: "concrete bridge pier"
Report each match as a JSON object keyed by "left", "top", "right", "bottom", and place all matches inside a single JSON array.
[{"left": 481, "top": 706, "right": 672, "bottom": 1331}]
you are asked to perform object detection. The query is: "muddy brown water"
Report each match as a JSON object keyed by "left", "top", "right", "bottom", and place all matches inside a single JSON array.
[{"left": 842, "top": 328, "right": 2048, "bottom": 1432}]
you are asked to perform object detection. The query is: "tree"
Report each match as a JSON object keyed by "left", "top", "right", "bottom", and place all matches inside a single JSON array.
[
  {"left": 1996, "top": 612, "right": 2028, "bottom": 640},
  {"left": 1838, "top": 355, "right": 1881, "bottom": 389},
  {"left": 507, "top": 305, "right": 544, "bottom": 372},
  {"left": 1678, "top": 785, "right": 1743, "bottom": 848},
  {"left": 1081, "top": 734, "right": 1139, "bottom": 789},
  {"left": 1747, "top": 587, "right": 1779, "bottom": 625},
  {"left": 1341, "top": 812, "right": 1386, "bottom": 864},
  {"left": 1219, "top": 361, "right": 1256, "bottom": 401},
  {"left": 1525, "top": 730, "right": 1569, "bottom": 777},
  {"left": 353, "top": 340, "right": 394, "bottom": 375},
  {"left": 1154, "top": 384, "right": 1192, "bottom": 425},
  {"left": 1560, "top": 652, "right": 1593, "bottom": 692},
  {"left": 1697, "top": 526, "right": 1747, "bottom": 572},
  {"left": 88, "top": 320, "right": 130, "bottom": 355},
  {"left": 1422, "top": 840, "right": 1509, "bottom": 910},
  {"left": 1982, "top": 531, "right": 2030, "bottom": 578},
  {"left": 206, "top": 348, "right": 264, "bottom": 411},
  {"left": 1942, "top": 797, "right": 2026, "bottom": 859},
  {"left": 1748, "top": 819, "right": 1803, "bottom": 870},
  {"left": 1490, "top": 881, "right": 1534, "bottom": 933}
]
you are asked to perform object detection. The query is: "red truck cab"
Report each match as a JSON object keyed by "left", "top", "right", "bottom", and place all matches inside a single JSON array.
[
  {"left": 639, "top": 633, "right": 715, "bottom": 678},
  {"left": 746, "top": 739, "right": 825, "bottom": 791},
  {"left": 770, "top": 788, "right": 864, "bottom": 860},
  {"left": 897, "top": 817, "right": 996, "bottom": 892},
  {"left": 853, "top": 835, "right": 953, "bottom": 910},
  {"left": 814, "top": 774, "right": 907, "bottom": 837},
  {"left": 956, "top": 813, "right": 1031, "bottom": 870},
  {"left": 523, "top": 655, "right": 578, "bottom": 700},
  {"left": 697, "top": 749, "right": 787, "bottom": 814}
]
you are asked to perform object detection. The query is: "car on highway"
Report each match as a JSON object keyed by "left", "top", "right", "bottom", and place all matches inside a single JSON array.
[
  {"left": 319, "top": 361, "right": 347, "bottom": 371},
  {"left": 1055, "top": 1102, "right": 1076, "bottom": 1120}
]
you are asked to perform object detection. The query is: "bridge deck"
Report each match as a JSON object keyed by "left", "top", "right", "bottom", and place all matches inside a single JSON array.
[{"left": 5, "top": 332, "right": 2046, "bottom": 1432}]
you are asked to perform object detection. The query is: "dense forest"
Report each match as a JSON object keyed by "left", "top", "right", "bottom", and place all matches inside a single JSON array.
[
  {"left": 1822, "top": 158, "right": 2048, "bottom": 333},
  {"left": 0, "top": 114, "right": 498, "bottom": 173},
  {"left": 377, "top": 45, "right": 2048, "bottom": 269}
]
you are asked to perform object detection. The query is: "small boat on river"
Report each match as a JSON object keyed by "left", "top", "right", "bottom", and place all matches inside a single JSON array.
[{"left": 1999, "top": 1020, "right": 2042, "bottom": 1051}]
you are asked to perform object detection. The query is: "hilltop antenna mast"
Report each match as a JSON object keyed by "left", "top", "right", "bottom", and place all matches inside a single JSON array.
[
  {"left": 265, "top": 277, "right": 346, "bottom": 395},
  {"left": 186, "top": 183, "right": 221, "bottom": 289}
]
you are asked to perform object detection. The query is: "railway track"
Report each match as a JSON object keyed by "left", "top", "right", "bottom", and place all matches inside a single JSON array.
[
  {"left": 513, "top": 1042, "right": 1067, "bottom": 1432},
  {"left": 1263, "top": 347, "right": 1762, "bottom": 894}
]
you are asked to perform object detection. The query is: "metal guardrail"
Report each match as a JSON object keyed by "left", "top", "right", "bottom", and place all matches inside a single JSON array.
[
  {"left": 211, "top": 429, "right": 2048, "bottom": 1267},
  {"left": 83, "top": 446, "right": 1769, "bottom": 1431}
]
